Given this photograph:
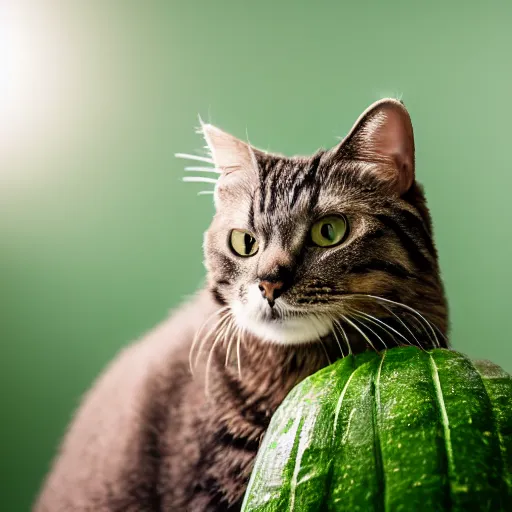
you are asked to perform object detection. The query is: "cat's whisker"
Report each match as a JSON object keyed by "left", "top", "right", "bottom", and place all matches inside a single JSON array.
[
  {"left": 342, "top": 294, "right": 441, "bottom": 348},
  {"left": 192, "top": 308, "right": 229, "bottom": 352},
  {"left": 225, "top": 321, "right": 242, "bottom": 370},
  {"left": 396, "top": 311, "right": 437, "bottom": 348},
  {"left": 328, "top": 315, "right": 344, "bottom": 358},
  {"left": 193, "top": 312, "right": 230, "bottom": 372},
  {"left": 352, "top": 310, "right": 412, "bottom": 348},
  {"left": 189, "top": 306, "right": 229, "bottom": 375},
  {"left": 197, "top": 190, "right": 215, "bottom": 196},
  {"left": 311, "top": 314, "right": 332, "bottom": 364},
  {"left": 184, "top": 166, "right": 220, "bottom": 174},
  {"left": 236, "top": 327, "right": 243, "bottom": 380},
  {"left": 349, "top": 315, "right": 388, "bottom": 350},
  {"left": 175, "top": 152, "right": 214, "bottom": 164},
  {"left": 381, "top": 304, "right": 422, "bottom": 349},
  {"left": 404, "top": 313, "right": 440, "bottom": 349},
  {"left": 334, "top": 319, "right": 352, "bottom": 355},
  {"left": 342, "top": 314, "right": 379, "bottom": 352},
  {"left": 428, "top": 318, "right": 448, "bottom": 344},
  {"left": 320, "top": 340, "right": 332, "bottom": 365},
  {"left": 194, "top": 314, "right": 228, "bottom": 374},
  {"left": 348, "top": 311, "right": 397, "bottom": 346},
  {"left": 205, "top": 318, "right": 234, "bottom": 398},
  {"left": 224, "top": 329, "right": 234, "bottom": 368},
  {"left": 182, "top": 176, "right": 218, "bottom": 185},
  {"left": 363, "top": 295, "right": 440, "bottom": 348}
]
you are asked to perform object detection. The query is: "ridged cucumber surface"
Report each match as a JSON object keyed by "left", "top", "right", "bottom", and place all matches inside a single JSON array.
[{"left": 242, "top": 347, "right": 512, "bottom": 511}]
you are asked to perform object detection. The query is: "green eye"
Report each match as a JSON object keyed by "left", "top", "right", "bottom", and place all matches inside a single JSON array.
[
  {"left": 310, "top": 215, "right": 348, "bottom": 247},
  {"left": 230, "top": 229, "right": 259, "bottom": 257}
]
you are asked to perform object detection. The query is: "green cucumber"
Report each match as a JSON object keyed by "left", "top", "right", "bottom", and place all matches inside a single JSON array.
[{"left": 242, "top": 347, "right": 512, "bottom": 511}]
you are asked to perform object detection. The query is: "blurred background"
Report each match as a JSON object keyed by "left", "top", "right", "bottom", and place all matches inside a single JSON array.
[{"left": 1, "top": 1, "right": 511, "bottom": 509}]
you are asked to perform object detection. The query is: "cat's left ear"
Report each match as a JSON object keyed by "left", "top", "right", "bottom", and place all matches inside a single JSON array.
[{"left": 336, "top": 98, "right": 415, "bottom": 196}]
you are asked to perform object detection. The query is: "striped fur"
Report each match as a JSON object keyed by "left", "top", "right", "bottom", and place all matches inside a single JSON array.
[{"left": 206, "top": 150, "right": 448, "bottom": 340}]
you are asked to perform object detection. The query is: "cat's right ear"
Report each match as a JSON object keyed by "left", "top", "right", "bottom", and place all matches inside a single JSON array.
[
  {"left": 201, "top": 123, "right": 259, "bottom": 207},
  {"left": 201, "top": 123, "right": 259, "bottom": 178}
]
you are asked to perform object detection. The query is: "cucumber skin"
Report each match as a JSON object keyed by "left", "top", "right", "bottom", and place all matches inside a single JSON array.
[{"left": 242, "top": 347, "right": 512, "bottom": 512}]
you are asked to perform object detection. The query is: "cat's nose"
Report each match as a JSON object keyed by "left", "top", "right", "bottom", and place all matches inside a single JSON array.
[{"left": 258, "top": 280, "right": 283, "bottom": 307}]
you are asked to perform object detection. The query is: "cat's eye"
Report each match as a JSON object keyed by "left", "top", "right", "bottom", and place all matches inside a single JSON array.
[
  {"left": 310, "top": 215, "right": 348, "bottom": 247},
  {"left": 230, "top": 229, "right": 259, "bottom": 257}
]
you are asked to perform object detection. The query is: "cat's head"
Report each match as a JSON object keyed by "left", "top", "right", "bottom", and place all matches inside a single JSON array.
[{"left": 184, "top": 99, "right": 447, "bottom": 348}]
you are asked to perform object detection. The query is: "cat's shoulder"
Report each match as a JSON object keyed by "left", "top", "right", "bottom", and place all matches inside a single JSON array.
[{"left": 35, "top": 291, "right": 214, "bottom": 510}]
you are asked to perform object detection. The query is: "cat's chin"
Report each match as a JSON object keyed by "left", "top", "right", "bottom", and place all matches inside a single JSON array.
[
  {"left": 231, "top": 303, "right": 332, "bottom": 345},
  {"left": 230, "top": 284, "right": 333, "bottom": 344},
  {"left": 244, "top": 316, "right": 333, "bottom": 345}
]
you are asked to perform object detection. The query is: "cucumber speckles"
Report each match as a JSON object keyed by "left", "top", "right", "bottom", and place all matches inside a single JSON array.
[{"left": 242, "top": 347, "right": 512, "bottom": 511}]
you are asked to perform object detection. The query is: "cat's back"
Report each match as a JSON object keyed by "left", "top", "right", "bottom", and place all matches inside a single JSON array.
[{"left": 34, "top": 290, "right": 213, "bottom": 512}]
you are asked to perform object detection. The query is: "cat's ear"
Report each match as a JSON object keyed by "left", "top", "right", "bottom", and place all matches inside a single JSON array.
[
  {"left": 201, "top": 122, "right": 259, "bottom": 177},
  {"left": 336, "top": 98, "right": 415, "bottom": 196}
]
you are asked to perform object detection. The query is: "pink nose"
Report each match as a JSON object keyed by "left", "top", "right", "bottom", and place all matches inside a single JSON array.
[{"left": 258, "top": 280, "right": 283, "bottom": 306}]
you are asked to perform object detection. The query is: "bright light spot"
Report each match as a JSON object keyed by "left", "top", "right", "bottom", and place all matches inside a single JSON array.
[
  {"left": 0, "top": 1, "right": 91, "bottom": 184},
  {"left": 2, "top": 4, "right": 57, "bottom": 149}
]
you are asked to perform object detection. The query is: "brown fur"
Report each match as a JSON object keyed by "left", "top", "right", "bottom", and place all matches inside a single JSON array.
[{"left": 35, "top": 292, "right": 341, "bottom": 510}]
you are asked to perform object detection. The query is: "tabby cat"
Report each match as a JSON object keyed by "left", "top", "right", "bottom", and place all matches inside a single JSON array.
[{"left": 35, "top": 99, "right": 448, "bottom": 511}]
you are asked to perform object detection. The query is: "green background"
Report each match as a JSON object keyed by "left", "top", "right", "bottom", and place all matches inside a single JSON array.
[{"left": 2, "top": 1, "right": 511, "bottom": 509}]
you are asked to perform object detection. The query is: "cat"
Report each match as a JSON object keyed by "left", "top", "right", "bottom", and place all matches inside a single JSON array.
[{"left": 35, "top": 98, "right": 448, "bottom": 511}]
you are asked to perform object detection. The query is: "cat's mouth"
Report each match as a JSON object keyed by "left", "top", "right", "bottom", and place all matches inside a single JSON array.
[
  {"left": 233, "top": 307, "right": 333, "bottom": 344},
  {"left": 259, "top": 306, "right": 285, "bottom": 322},
  {"left": 231, "top": 301, "right": 333, "bottom": 345},
  {"left": 232, "top": 285, "right": 333, "bottom": 344}
]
